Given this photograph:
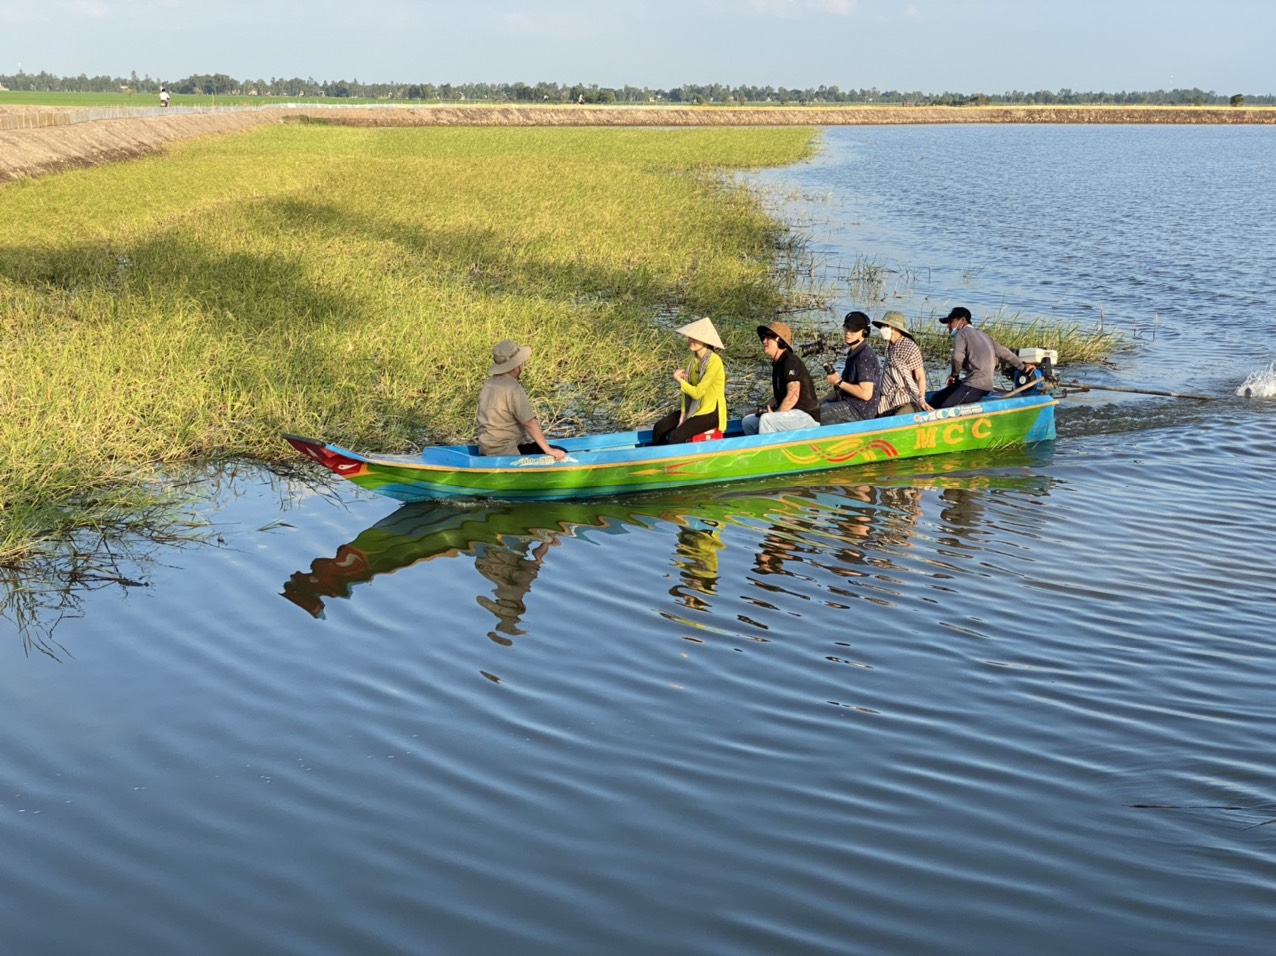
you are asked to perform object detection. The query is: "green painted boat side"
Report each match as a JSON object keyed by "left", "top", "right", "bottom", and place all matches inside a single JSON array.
[{"left": 284, "top": 394, "right": 1055, "bottom": 502}]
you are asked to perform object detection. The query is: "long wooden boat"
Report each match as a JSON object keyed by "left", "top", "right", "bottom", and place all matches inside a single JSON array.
[{"left": 283, "top": 392, "right": 1055, "bottom": 502}]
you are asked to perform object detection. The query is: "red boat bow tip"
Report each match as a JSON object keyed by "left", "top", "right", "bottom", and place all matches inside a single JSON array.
[{"left": 283, "top": 434, "right": 364, "bottom": 476}]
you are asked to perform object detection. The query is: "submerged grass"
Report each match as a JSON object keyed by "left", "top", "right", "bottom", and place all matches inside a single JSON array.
[{"left": 0, "top": 124, "right": 818, "bottom": 564}]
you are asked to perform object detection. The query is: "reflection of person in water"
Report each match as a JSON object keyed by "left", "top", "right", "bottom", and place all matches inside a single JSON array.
[
  {"left": 821, "top": 484, "right": 878, "bottom": 576},
  {"left": 669, "top": 524, "right": 724, "bottom": 610},
  {"left": 752, "top": 531, "right": 797, "bottom": 577},
  {"left": 750, "top": 505, "right": 821, "bottom": 579},
  {"left": 874, "top": 486, "right": 924, "bottom": 551},
  {"left": 473, "top": 535, "right": 557, "bottom": 642},
  {"left": 818, "top": 485, "right": 924, "bottom": 578},
  {"left": 937, "top": 486, "right": 987, "bottom": 539}
]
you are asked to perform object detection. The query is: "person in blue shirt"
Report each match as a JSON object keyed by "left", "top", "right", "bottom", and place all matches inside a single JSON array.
[{"left": 819, "top": 310, "right": 879, "bottom": 425}]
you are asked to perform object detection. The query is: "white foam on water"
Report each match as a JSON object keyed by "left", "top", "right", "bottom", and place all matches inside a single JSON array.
[{"left": 1236, "top": 361, "right": 1276, "bottom": 398}]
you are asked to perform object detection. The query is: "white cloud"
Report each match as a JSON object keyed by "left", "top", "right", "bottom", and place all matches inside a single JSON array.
[
  {"left": 748, "top": 0, "right": 856, "bottom": 17},
  {"left": 498, "top": 7, "right": 596, "bottom": 41},
  {"left": 69, "top": 0, "right": 114, "bottom": 18},
  {"left": 0, "top": 3, "right": 37, "bottom": 23}
]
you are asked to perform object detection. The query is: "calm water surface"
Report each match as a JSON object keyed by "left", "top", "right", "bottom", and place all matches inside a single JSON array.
[{"left": 3, "top": 126, "right": 1275, "bottom": 955}]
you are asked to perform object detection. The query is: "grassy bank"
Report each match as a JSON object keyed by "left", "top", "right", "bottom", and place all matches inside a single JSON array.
[{"left": 0, "top": 124, "right": 819, "bottom": 563}]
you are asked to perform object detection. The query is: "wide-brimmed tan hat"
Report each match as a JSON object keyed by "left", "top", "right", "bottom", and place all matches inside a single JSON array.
[
  {"left": 488, "top": 339, "right": 532, "bottom": 375},
  {"left": 756, "top": 320, "right": 795, "bottom": 352},
  {"left": 676, "top": 317, "right": 724, "bottom": 350},
  {"left": 872, "top": 311, "right": 914, "bottom": 339}
]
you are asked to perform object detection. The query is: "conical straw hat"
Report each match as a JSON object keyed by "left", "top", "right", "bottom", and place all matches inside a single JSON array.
[{"left": 676, "top": 317, "right": 725, "bottom": 350}]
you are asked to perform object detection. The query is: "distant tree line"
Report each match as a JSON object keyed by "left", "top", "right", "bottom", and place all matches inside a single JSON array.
[{"left": 1, "top": 70, "right": 1270, "bottom": 107}]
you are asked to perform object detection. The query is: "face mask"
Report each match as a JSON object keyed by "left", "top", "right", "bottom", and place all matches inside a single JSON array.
[
  {"left": 878, "top": 326, "right": 892, "bottom": 341},
  {"left": 949, "top": 324, "right": 959, "bottom": 337}
]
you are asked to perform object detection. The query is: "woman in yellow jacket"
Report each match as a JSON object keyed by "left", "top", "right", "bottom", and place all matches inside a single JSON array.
[{"left": 651, "top": 317, "right": 728, "bottom": 445}]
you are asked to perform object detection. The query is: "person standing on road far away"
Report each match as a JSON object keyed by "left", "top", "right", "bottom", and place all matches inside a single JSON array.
[
  {"left": 873, "top": 312, "right": 932, "bottom": 417},
  {"left": 742, "top": 320, "right": 820, "bottom": 434},
  {"left": 819, "top": 310, "right": 879, "bottom": 425},
  {"left": 928, "top": 306, "right": 1036, "bottom": 408},
  {"left": 476, "top": 339, "right": 567, "bottom": 460},
  {"left": 651, "top": 317, "right": 728, "bottom": 445},
  {"left": 160, "top": 87, "right": 170, "bottom": 108}
]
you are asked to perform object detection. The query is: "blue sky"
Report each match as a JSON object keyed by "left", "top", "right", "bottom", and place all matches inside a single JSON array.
[{"left": 2, "top": 0, "right": 1272, "bottom": 94}]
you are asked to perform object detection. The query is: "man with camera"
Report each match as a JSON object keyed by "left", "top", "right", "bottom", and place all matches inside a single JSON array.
[{"left": 819, "top": 311, "right": 880, "bottom": 425}]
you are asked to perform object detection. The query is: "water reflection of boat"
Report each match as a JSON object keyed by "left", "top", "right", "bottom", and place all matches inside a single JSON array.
[
  {"left": 281, "top": 500, "right": 615, "bottom": 619},
  {"left": 283, "top": 449, "right": 1055, "bottom": 621},
  {"left": 283, "top": 493, "right": 780, "bottom": 620},
  {"left": 283, "top": 395, "right": 1055, "bottom": 502}
]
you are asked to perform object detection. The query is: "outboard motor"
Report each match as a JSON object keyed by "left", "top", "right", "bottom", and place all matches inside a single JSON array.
[
  {"left": 1011, "top": 348, "right": 1058, "bottom": 395},
  {"left": 1011, "top": 366, "right": 1044, "bottom": 394}
]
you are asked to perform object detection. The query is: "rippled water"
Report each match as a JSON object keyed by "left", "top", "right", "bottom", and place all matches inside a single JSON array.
[{"left": 4, "top": 126, "right": 1276, "bottom": 955}]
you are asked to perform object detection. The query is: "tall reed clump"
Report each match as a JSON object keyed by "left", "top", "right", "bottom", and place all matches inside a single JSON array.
[
  {"left": 908, "top": 311, "right": 1127, "bottom": 366},
  {"left": 0, "top": 124, "right": 819, "bottom": 564}
]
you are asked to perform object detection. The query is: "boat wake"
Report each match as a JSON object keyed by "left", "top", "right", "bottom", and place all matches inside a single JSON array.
[
  {"left": 1056, "top": 399, "right": 1211, "bottom": 438},
  {"left": 1236, "top": 361, "right": 1276, "bottom": 398}
]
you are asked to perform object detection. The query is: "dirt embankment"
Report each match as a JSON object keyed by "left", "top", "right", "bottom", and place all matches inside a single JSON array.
[
  {"left": 2, "top": 104, "right": 1274, "bottom": 184},
  {"left": 0, "top": 110, "right": 275, "bottom": 183},
  {"left": 294, "top": 104, "right": 1276, "bottom": 128}
]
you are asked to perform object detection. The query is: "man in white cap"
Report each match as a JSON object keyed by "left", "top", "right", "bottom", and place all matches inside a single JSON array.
[{"left": 476, "top": 339, "right": 567, "bottom": 460}]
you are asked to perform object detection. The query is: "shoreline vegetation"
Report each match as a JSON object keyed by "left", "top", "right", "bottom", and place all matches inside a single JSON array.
[
  {"left": 2, "top": 117, "right": 1120, "bottom": 581},
  {"left": 4, "top": 102, "right": 1274, "bottom": 184},
  {"left": 1, "top": 125, "right": 819, "bottom": 570}
]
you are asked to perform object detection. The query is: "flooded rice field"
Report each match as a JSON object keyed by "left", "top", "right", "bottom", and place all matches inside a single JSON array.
[{"left": 3, "top": 124, "right": 1275, "bottom": 955}]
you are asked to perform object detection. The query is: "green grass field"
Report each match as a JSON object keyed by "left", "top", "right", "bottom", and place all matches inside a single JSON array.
[{"left": 0, "top": 124, "right": 818, "bottom": 563}]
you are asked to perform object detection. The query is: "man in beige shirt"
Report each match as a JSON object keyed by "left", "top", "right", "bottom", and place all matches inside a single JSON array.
[{"left": 476, "top": 340, "right": 567, "bottom": 460}]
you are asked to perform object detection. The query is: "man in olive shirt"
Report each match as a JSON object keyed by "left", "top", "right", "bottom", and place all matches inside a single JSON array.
[{"left": 476, "top": 339, "right": 567, "bottom": 460}]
